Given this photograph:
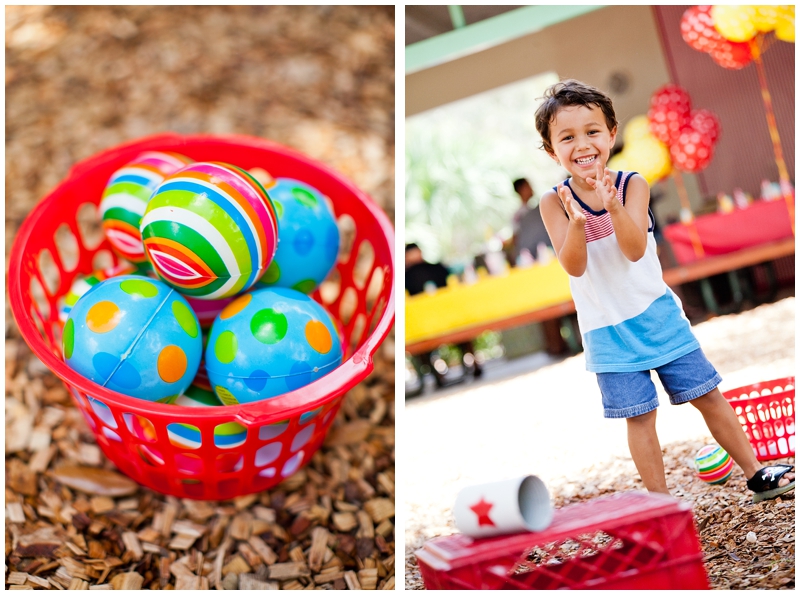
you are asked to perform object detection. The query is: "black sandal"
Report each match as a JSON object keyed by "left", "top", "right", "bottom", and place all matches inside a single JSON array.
[{"left": 747, "top": 465, "right": 795, "bottom": 503}]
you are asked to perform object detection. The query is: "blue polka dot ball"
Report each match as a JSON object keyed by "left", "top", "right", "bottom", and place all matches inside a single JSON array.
[
  {"left": 63, "top": 276, "right": 203, "bottom": 402},
  {"left": 205, "top": 287, "right": 343, "bottom": 404},
  {"left": 59, "top": 261, "right": 152, "bottom": 323},
  {"left": 255, "top": 178, "right": 340, "bottom": 294}
]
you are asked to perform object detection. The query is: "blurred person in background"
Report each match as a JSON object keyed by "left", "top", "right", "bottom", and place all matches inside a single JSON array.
[
  {"left": 511, "top": 178, "right": 552, "bottom": 264},
  {"left": 508, "top": 179, "right": 572, "bottom": 356},
  {"left": 405, "top": 243, "right": 482, "bottom": 388}
]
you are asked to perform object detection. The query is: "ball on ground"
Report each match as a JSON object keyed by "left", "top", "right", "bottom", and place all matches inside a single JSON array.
[{"left": 694, "top": 444, "right": 733, "bottom": 484}]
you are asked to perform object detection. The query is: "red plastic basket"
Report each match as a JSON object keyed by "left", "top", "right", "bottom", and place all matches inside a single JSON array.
[
  {"left": 8, "top": 133, "right": 395, "bottom": 500},
  {"left": 416, "top": 492, "right": 709, "bottom": 590},
  {"left": 722, "top": 377, "right": 795, "bottom": 461}
]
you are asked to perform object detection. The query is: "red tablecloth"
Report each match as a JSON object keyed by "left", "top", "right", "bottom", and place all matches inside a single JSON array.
[{"left": 663, "top": 199, "right": 794, "bottom": 264}]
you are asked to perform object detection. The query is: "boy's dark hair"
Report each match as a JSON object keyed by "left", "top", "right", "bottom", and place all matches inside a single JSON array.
[
  {"left": 535, "top": 79, "right": 618, "bottom": 155},
  {"left": 512, "top": 178, "right": 529, "bottom": 193}
]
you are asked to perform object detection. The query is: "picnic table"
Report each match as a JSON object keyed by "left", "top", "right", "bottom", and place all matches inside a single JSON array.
[{"left": 405, "top": 237, "right": 794, "bottom": 356}]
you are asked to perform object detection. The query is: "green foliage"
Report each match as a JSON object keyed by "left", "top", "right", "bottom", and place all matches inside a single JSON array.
[{"left": 405, "top": 71, "right": 565, "bottom": 266}]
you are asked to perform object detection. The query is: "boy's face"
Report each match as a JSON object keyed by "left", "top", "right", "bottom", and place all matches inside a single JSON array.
[{"left": 548, "top": 104, "right": 617, "bottom": 182}]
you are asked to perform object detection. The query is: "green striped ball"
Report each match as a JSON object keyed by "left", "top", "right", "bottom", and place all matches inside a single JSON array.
[{"left": 694, "top": 444, "right": 733, "bottom": 484}]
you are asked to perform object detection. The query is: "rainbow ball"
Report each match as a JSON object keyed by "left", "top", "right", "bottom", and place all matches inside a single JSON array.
[
  {"left": 694, "top": 444, "right": 734, "bottom": 484},
  {"left": 141, "top": 162, "right": 279, "bottom": 300},
  {"left": 167, "top": 384, "right": 247, "bottom": 450},
  {"left": 255, "top": 178, "right": 340, "bottom": 294},
  {"left": 100, "top": 152, "right": 193, "bottom": 263},
  {"left": 59, "top": 261, "right": 152, "bottom": 323},
  {"left": 205, "top": 287, "right": 343, "bottom": 405},
  {"left": 63, "top": 276, "right": 202, "bottom": 402}
]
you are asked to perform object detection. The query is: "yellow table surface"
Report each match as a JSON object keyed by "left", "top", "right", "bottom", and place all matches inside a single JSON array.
[{"left": 406, "top": 260, "right": 572, "bottom": 344}]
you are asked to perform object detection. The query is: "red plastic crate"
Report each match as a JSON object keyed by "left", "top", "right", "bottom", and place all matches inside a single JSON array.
[
  {"left": 7, "top": 133, "right": 395, "bottom": 500},
  {"left": 722, "top": 377, "right": 795, "bottom": 461},
  {"left": 416, "top": 492, "right": 709, "bottom": 590}
]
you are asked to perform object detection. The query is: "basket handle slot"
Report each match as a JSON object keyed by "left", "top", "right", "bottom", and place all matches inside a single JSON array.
[
  {"left": 76, "top": 202, "right": 105, "bottom": 251},
  {"left": 54, "top": 223, "right": 81, "bottom": 273},
  {"left": 352, "top": 239, "right": 375, "bottom": 291}
]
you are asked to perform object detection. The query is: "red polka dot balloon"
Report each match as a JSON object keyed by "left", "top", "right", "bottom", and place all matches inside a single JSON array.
[
  {"left": 670, "top": 128, "right": 715, "bottom": 173},
  {"left": 680, "top": 5, "right": 752, "bottom": 69},
  {"left": 690, "top": 109, "right": 721, "bottom": 144},
  {"left": 648, "top": 85, "right": 691, "bottom": 146}
]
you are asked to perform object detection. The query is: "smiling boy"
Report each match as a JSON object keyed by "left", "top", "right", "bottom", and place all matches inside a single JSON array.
[{"left": 535, "top": 79, "right": 794, "bottom": 502}]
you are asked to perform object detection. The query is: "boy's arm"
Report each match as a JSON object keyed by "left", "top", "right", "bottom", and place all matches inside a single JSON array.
[
  {"left": 540, "top": 185, "right": 587, "bottom": 277},
  {"left": 589, "top": 166, "right": 650, "bottom": 262}
]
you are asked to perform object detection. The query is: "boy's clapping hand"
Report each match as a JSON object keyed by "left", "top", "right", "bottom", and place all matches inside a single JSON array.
[
  {"left": 587, "top": 160, "right": 619, "bottom": 213},
  {"left": 557, "top": 183, "right": 586, "bottom": 225}
]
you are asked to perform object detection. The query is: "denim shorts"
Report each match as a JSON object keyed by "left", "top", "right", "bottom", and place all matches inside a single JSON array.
[{"left": 596, "top": 348, "right": 722, "bottom": 419}]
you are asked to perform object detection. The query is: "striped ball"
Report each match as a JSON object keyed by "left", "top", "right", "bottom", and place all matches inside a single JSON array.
[
  {"left": 168, "top": 384, "right": 247, "bottom": 450},
  {"left": 141, "top": 162, "right": 279, "bottom": 300},
  {"left": 695, "top": 444, "right": 733, "bottom": 484},
  {"left": 100, "top": 152, "right": 193, "bottom": 262}
]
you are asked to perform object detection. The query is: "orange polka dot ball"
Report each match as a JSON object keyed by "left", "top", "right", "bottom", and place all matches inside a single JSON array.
[
  {"left": 62, "top": 276, "right": 203, "bottom": 402},
  {"left": 205, "top": 287, "right": 343, "bottom": 404}
]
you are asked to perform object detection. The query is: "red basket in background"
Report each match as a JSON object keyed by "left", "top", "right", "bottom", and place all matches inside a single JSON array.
[
  {"left": 8, "top": 133, "right": 395, "bottom": 500},
  {"left": 416, "top": 492, "right": 709, "bottom": 590},
  {"left": 722, "top": 377, "right": 795, "bottom": 461}
]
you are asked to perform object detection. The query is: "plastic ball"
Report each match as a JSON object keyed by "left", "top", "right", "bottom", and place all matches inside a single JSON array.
[
  {"left": 255, "top": 178, "right": 340, "bottom": 294},
  {"left": 185, "top": 294, "right": 236, "bottom": 330},
  {"left": 167, "top": 385, "right": 247, "bottom": 450},
  {"left": 100, "top": 152, "right": 193, "bottom": 263},
  {"left": 59, "top": 261, "right": 151, "bottom": 322},
  {"left": 63, "top": 276, "right": 202, "bottom": 402},
  {"left": 205, "top": 287, "right": 343, "bottom": 404},
  {"left": 141, "top": 162, "right": 279, "bottom": 300},
  {"left": 695, "top": 444, "right": 734, "bottom": 484}
]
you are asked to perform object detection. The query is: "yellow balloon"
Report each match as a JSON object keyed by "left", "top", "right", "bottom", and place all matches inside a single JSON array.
[
  {"left": 775, "top": 6, "right": 795, "bottom": 42},
  {"left": 623, "top": 115, "right": 653, "bottom": 144},
  {"left": 623, "top": 137, "right": 672, "bottom": 185},
  {"left": 712, "top": 5, "right": 758, "bottom": 42},
  {"left": 608, "top": 153, "right": 629, "bottom": 172},
  {"left": 752, "top": 6, "right": 780, "bottom": 32}
]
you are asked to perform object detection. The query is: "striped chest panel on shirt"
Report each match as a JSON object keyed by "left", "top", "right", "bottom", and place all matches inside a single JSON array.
[
  {"left": 571, "top": 171, "right": 629, "bottom": 243},
  {"left": 555, "top": 171, "right": 655, "bottom": 242}
]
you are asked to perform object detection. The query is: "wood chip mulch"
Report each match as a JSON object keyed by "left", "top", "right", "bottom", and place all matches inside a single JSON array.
[
  {"left": 6, "top": 337, "right": 396, "bottom": 590},
  {"left": 6, "top": 6, "right": 395, "bottom": 591}
]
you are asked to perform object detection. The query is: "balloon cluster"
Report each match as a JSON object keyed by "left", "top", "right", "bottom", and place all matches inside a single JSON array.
[
  {"left": 648, "top": 84, "right": 720, "bottom": 174},
  {"left": 681, "top": 5, "right": 795, "bottom": 69},
  {"left": 607, "top": 115, "right": 672, "bottom": 185},
  {"left": 609, "top": 85, "right": 720, "bottom": 180}
]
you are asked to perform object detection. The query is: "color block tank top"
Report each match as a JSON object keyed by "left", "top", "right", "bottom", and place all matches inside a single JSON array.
[{"left": 556, "top": 171, "right": 699, "bottom": 373}]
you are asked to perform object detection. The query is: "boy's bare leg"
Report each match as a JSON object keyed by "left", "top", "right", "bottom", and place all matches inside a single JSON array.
[
  {"left": 626, "top": 409, "right": 670, "bottom": 494},
  {"left": 690, "top": 388, "right": 794, "bottom": 485}
]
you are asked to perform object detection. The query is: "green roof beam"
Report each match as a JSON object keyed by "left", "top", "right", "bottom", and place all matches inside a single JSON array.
[
  {"left": 448, "top": 5, "right": 466, "bottom": 29},
  {"left": 406, "top": 5, "right": 606, "bottom": 74}
]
